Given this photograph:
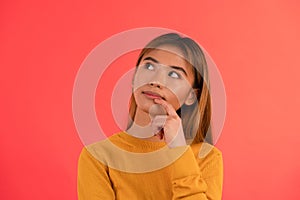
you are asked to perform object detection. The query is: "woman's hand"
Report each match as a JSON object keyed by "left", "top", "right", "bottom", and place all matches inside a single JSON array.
[{"left": 151, "top": 98, "right": 187, "bottom": 148}]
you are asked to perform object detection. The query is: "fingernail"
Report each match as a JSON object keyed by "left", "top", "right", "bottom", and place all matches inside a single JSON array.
[{"left": 154, "top": 98, "right": 161, "bottom": 102}]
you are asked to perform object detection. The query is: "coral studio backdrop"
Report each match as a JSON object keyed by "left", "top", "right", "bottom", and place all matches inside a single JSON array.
[{"left": 1, "top": 0, "right": 300, "bottom": 199}]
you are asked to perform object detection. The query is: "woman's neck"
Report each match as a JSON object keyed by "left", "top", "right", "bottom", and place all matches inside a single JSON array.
[{"left": 126, "top": 108, "right": 163, "bottom": 142}]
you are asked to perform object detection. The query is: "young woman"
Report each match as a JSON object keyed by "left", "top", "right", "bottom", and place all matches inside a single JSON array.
[{"left": 78, "top": 33, "right": 223, "bottom": 200}]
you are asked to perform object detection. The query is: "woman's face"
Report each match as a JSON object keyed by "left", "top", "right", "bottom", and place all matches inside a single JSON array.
[{"left": 133, "top": 45, "right": 195, "bottom": 115}]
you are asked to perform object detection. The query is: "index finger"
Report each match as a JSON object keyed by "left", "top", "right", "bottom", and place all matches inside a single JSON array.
[{"left": 153, "top": 98, "right": 178, "bottom": 117}]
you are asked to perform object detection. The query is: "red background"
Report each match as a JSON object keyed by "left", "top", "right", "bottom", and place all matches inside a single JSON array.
[{"left": 1, "top": 0, "right": 300, "bottom": 199}]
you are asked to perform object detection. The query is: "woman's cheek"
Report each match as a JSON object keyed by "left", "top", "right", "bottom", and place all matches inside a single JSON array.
[
  {"left": 133, "top": 72, "right": 152, "bottom": 90},
  {"left": 166, "top": 85, "right": 190, "bottom": 107}
]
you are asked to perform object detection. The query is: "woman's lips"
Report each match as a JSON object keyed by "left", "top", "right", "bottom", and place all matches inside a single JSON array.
[{"left": 142, "top": 91, "right": 165, "bottom": 100}]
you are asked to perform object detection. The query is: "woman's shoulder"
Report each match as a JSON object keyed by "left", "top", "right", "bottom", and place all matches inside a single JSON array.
[
  {"left": 189, "top": 142, "right": 223, "bottom": 171},
  {"left": 190, "top": 142, "right": 222, "bottom": 157},
  {"left": 78, "top": 132, "right": 128, "bottom": 167},
  {"left": 82, "top": 131, "right": 123, "bottom": 151}
]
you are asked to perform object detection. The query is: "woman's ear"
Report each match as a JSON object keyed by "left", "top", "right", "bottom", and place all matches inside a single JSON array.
[{"left": 184, "top": 89, "right": 198, "bottom": 106}]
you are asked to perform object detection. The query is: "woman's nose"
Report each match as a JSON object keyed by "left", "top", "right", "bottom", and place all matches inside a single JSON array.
[
  {"left": 148, "top": 71, "right": 167, "bottom": 88},
  {"left": 149, "top": 81, "right": 162, "bottom": 88}
]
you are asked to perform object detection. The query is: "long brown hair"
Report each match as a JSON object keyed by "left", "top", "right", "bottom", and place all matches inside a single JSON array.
[{"left": 127, "top": 33, "right": 212, "bottom": 144}]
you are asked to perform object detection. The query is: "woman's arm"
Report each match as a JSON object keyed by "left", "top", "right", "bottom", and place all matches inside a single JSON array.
[
  {"left": 200, "top": 147, "right": 223, "bottom": 200},
  {"left": 77, "top": 147, "right": 115, "bottom": 200},
  {"left": 152, "top": 98, "right": 223, "bottom": 199},
  {"left": 171, "top": 145, "right": 223, "bottom": 200}
]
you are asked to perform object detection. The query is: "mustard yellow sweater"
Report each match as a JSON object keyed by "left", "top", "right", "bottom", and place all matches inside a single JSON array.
[{"left": 78, "top": 131, "right": 223, "bottom": 200}]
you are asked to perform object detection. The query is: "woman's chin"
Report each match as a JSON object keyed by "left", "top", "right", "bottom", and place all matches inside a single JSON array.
[{"left": 148, "top": 104, "right": 167, "bottom": 117}]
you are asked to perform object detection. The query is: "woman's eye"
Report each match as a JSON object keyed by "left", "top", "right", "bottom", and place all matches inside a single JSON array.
[
  {"left": 168, "top": 71, "right": 180, "bottom": 79},
  {"left": 145, "top": 63, "right": 155, "bottom": 70}
]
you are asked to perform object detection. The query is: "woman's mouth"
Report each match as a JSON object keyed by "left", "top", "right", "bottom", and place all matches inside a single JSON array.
[{"left": 142, "top": 91, "right": 165, "bottom": 100}]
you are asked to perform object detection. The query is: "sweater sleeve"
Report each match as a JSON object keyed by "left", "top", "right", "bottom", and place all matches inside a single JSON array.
[
  {"left": 171, "top": 145, "right": 223, "bottom": 200},
  {"left": 77, "top": 147, "right": 115, "bottom": 200}
]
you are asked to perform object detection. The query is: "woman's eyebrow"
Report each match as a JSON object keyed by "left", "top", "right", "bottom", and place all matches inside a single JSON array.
[
  {"left": 143, "top": 56, "right": 188, "bottom": 76},
  {"left": 143, "top": 56, "right": 159, "bottom": 63}
]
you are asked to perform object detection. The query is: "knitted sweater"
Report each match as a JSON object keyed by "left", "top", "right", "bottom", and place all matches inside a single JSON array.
[{"left": 78, "top": 131, "right": 223, "bottom": 199}]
